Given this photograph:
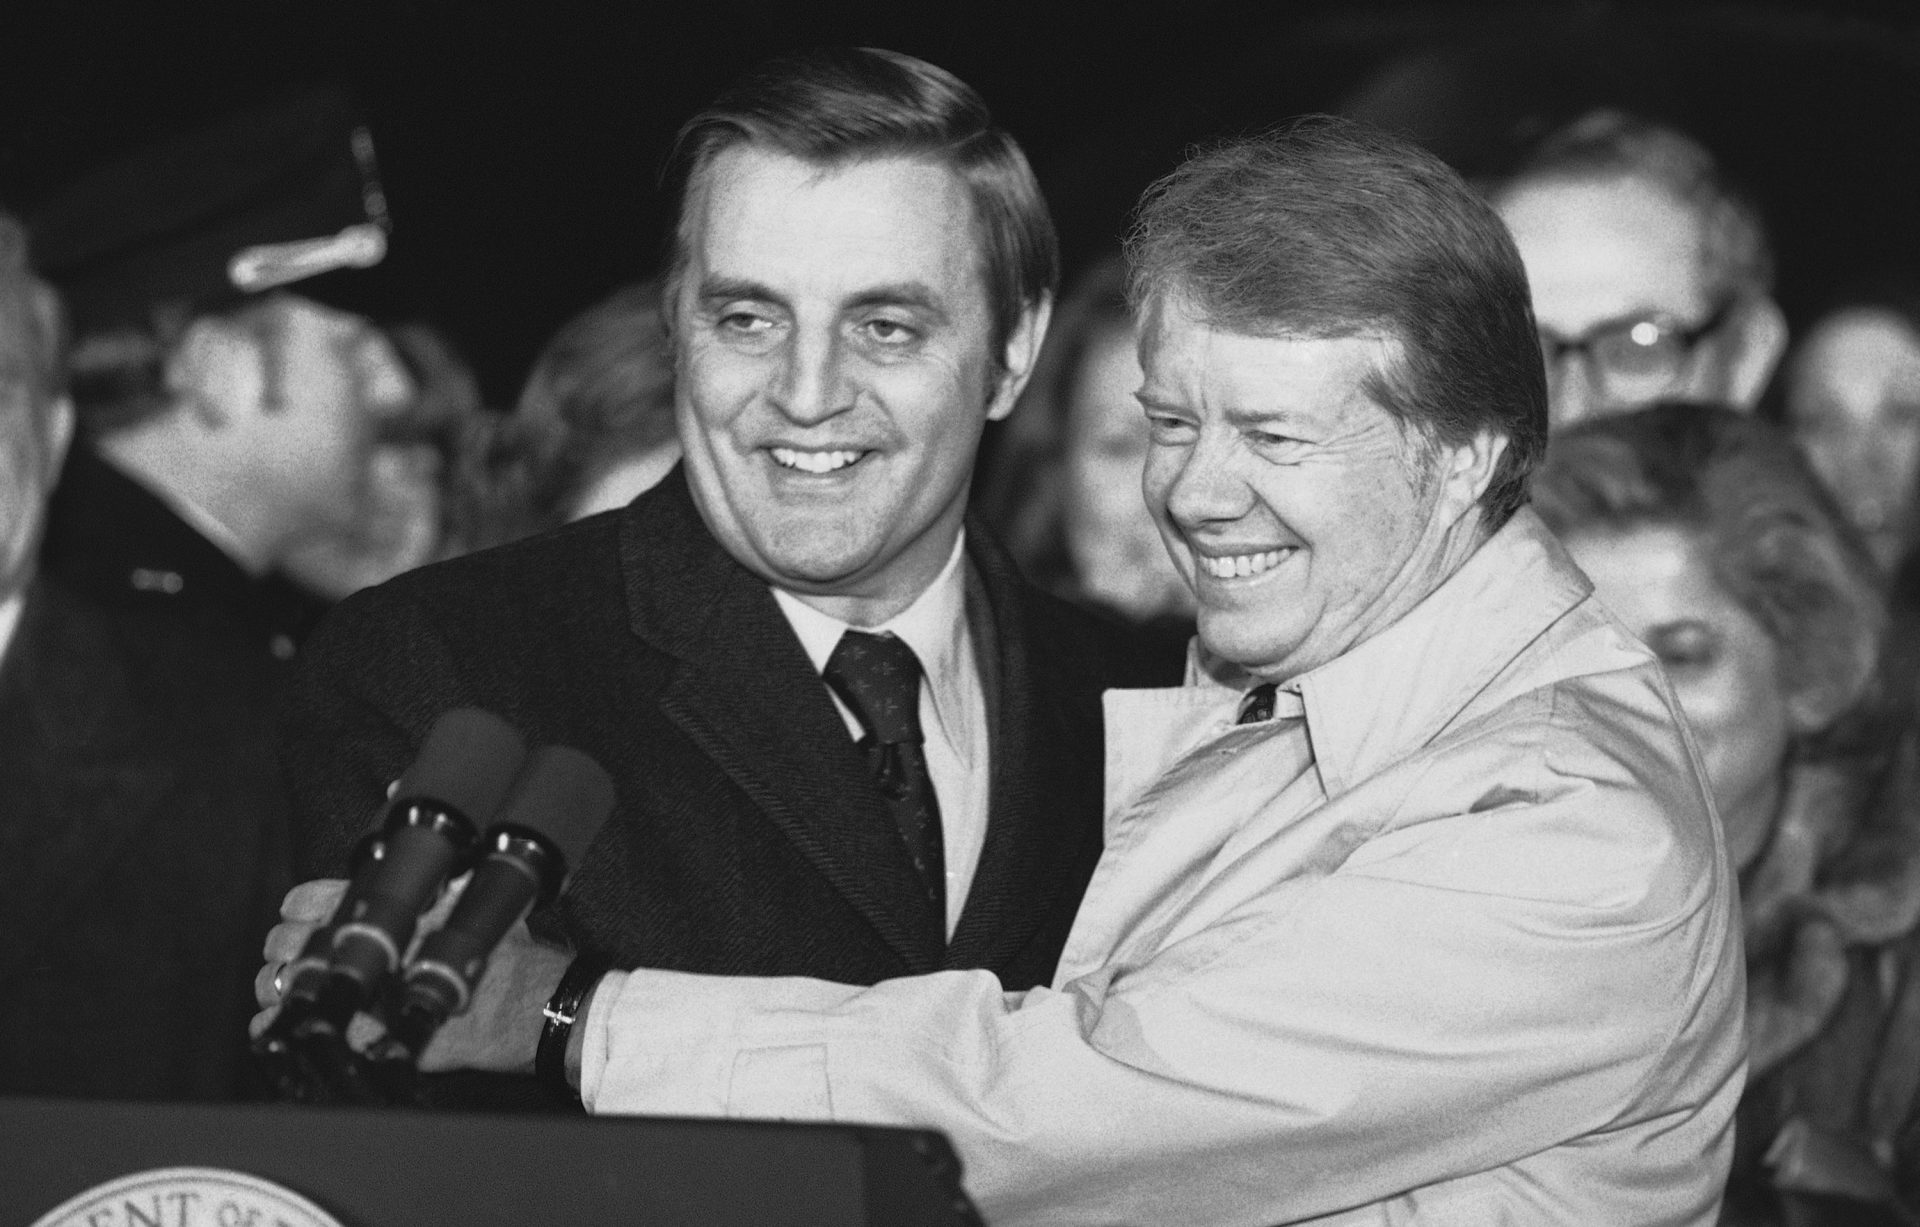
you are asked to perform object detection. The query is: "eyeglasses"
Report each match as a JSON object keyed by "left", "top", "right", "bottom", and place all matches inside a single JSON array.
[{"left": 1539, "top": 297, "right": 1738, "bottom": 402}]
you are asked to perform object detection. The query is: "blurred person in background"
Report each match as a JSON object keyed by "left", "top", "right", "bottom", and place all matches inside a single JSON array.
[
  {"left": 0, "top": 210, "right": 289, "bottom": 1102},
  {"left": 403, "top": 280, "right": 685, "bottom": 563},
  {"left": 1781, "top": 284, "right": 1920, "bottom": 573},
  {"left": 1483, "top": 110, "right": 1787, "bottom": 428},
  {"left": 280, "top": 321, "right": 477, "bottom": 599},
  {"left": 31, "top": 88, "right": 415, "bottom": 667},
  {"left": 977, "top": 253, "right": 1192, "bottom": 635},
  {"left": 1536, "top": 400, "right": 1920, "bottom": 1225},
  {"left": 513, "top": 278, "right": 681, "bottom": 524}
]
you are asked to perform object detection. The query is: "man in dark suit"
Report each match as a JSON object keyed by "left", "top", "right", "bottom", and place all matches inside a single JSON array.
[
  {"left": 0, "top": 210, "right": 289, "bottom": 1100},
  {"left": 262, "top": 48, "right": 1179, "bottom": 1096}
]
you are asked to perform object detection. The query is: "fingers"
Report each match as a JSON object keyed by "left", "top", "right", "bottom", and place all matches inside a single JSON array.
[
  {"left": 264, "top": 916, "right": 318, "bottom": 962},
  {"left": 282, "top": 878, "right": 350, "bottom": 922},
  {"left": 254, "top": 958, "right": 284, "bottom": 1011},
  {"left": 257, "top": 878, "right": 345, "bottom": 1014},
  {"left": 345, "top": 1012, "right": 386, "bottom": 1052},
  {"left": 255, "top": 874, "right": 468, "bottom": 1014}
]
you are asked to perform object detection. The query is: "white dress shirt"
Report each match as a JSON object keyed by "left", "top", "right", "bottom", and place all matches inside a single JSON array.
[
  {"left": 0, "top": 590, "right": 22, "bottom": 669},
  {"left": 770, "top": 530, "right": 991, "bottom": 938}
]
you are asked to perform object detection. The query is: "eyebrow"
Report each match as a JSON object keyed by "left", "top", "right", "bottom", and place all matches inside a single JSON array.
[
  {"left": 1134, "top": 389, "right": 1309, "bottom": 427},
  {"left": 696, "top": 275, "right": 783, "bottom": 307},
  {"left": 1222, "top": 404, "right": 1312, "bottom": 430},
  {"left": 696, "top": 275, "right": 951, "bottom": 324},
  {"left": 1540, "top": 303, "right": 1708, "bottom": 341},
  {"left": 845, "top": 281, "right": 948, "bottom": 320}
]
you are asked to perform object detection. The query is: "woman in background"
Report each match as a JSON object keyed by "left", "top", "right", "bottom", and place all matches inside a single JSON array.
[
  {"left": 1781, "top": 285, "right": 1920, "bottom": 573},
  {"left": 1535, "top": 401, "right": 1920, "bottom": 1225},
  {"left": 512, "top": 278, "right": 680, "bottom": 524},
  {"left": 976, "top": 254, "right": 1192, "bottom": 635},
  {"left": 351, "top": 281, "right": 686, "bottom": 580}
]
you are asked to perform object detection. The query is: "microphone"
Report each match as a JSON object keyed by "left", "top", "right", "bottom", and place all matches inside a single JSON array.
[
  {"left": 258, "top": 708, "right": 528, "bottom": 1069},
  {"left": 381, "top": 744, "right": 616, "bottom": 1061}
]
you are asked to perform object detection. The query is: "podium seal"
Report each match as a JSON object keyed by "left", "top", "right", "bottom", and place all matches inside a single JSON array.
[{"left": 30, "top": 1166, "right": 342, "bottom": 1227}]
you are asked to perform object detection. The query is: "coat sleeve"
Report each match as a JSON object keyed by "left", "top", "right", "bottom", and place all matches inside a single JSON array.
[
  {"left": 279, "top": 585, "right": 472, "bottom": 878},
  {"left": 581, "top": 770, "right": 1745, "bottom": 1227}
]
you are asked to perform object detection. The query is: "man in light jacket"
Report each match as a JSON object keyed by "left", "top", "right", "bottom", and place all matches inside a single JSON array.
[{"left": 265, "top": 117, "right": 1744, "bottom": 1224}]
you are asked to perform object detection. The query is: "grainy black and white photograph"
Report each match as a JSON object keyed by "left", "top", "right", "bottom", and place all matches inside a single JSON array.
[{"left": 3, "top": 1, "right": 1919, "bottom": 1223}]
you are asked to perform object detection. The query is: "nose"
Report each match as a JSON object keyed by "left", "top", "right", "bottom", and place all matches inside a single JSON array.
[
  {"left": 1546, "top": 357, "right": 1600, "bottom": 428},
  {"left": 769, "top": 328, "right": 852, "bottom": 426},
  {"left": 1159, "top": 428, "right": 1252, "bottom": 531},
  {"left": 360, "top": 337, "right": 415, "bottom": 421}
]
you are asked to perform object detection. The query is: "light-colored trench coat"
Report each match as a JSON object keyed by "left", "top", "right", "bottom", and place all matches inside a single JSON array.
[{"left": 582, "top": 509, "right": 1747, "bottom": 1226}]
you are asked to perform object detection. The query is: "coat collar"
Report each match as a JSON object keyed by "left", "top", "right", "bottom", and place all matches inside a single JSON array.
[{"left": 1291, "top": 508, "right": 1594, "bottom": 799}]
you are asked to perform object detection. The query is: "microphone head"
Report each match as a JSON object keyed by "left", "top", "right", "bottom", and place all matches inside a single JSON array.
[
  {"left": 489, "top": 743, "right": 617, "bottom": 869},
  {"left": 392, "top": 708, "right": 529, "bottom": 828}
]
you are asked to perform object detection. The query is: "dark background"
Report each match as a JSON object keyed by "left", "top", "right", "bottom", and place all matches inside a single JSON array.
[{"left": 3, "top": 0, "right": 1916, "bottom": 402}]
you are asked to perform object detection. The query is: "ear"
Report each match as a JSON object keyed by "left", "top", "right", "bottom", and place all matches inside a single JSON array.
[
  {"left": 1784, "top": 642, "right": 1875, "bottom": 736},
  {"left": 164, "top": 316, "right": 266, "bottom": 429},
  {"left": 43, "top": 394, "right": 74, "bottom": 472},
  {"left": 985, "top": 294, "right": 1054, "bottom": 423},
  {"left": 1723, "top": 294, "right": 1789, "bottom": 411},
  {"left": 1434, "top": 427, "right": 1509, "bottom": 527},
  {"left": 1786, "top": 674, "right": 1855, "bottom": 737}
]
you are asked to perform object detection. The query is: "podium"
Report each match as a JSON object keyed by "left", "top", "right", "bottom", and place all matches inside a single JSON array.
[{"left": 0, "top": 1096, "right": 984, "bottom": 1226}]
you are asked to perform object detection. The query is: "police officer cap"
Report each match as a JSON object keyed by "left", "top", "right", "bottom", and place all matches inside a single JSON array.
[{"left": 29, "top": 86, "right": 390, "bottom": 335}]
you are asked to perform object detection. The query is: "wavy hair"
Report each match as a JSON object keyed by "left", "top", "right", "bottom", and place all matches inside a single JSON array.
[
  {"left": 661, "top": 46, "right": 1058, "bottom": 363},
  {"left": 1126, "top": 116, "right": 1546, "bottom": 526}
]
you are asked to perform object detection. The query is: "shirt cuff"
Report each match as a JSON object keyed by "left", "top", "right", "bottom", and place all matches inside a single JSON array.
[{"left": 577, "top": 968, "right": 629, "bottom": 1112}]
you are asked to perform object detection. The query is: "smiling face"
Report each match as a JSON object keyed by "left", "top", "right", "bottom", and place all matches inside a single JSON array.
[
  {"left": 1138, "top": 297, "right": 1496, "bottom": 681},
  {"left": 1564, "top": 523, "right": 1792, "bottom": 870},
  {"left": 671, "top": 147, "right": 1037, "bottom": 624}
]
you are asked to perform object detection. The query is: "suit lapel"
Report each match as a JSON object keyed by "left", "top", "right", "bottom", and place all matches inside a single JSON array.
[
  {"left": 947, "top": 524, "right": 1100, "bottom": 971},
  {"left": 617, "top": 471, "right": 945, "bottom": 969},
  {"left": 0, "top": 583, "right": 177, "bottom": 987}
]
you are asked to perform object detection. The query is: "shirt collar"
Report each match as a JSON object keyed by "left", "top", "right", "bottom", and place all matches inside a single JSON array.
[
  {"left": 1284, "top": 507, "right": 1593, "bottom": 799},
  {"left": 772, "top": 529, "right": 972, "bottom": 737},
  {"left": 0, "top": 588, "right": 21, "bottom": 668}
]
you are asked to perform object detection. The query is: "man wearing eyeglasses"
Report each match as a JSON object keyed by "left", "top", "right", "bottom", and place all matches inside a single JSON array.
[{"left": 1485, "top": 110, "right": 1787, "bottom": 427}]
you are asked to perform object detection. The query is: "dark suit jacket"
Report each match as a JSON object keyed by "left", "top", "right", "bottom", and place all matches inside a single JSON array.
[
  {"left": 0, "top": 578, "right": 291, "bottom": 1100},
  {"left": 41, "top": 441, "right": 332, "bottom": 667},
  {"left": 285, "top": 467, "right": 1181, "bottom": 993}
]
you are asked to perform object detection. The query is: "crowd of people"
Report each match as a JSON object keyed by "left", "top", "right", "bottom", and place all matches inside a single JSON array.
[{"left": 4, "top": 40, "right": 1920, "bottom": 1227}]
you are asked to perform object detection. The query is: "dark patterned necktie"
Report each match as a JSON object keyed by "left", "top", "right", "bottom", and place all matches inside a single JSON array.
[
  {"left": 1238, "top": 682, "right": 1279, "bottom": 725},
  {"left": 823, "top": 630, "right": 946, "bottom": 927}
]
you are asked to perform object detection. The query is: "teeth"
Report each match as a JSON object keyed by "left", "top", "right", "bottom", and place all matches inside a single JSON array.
[
  {"left": 771, "top": 448, "right": 863, "bottom": 474},
  {"left": 1200, "top": 549, "right": 1288, "bottom": 579}
]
